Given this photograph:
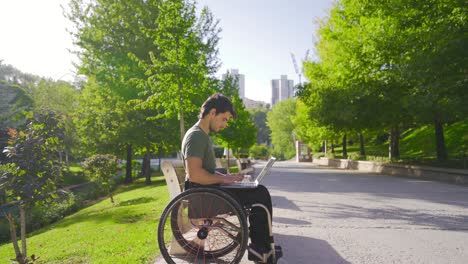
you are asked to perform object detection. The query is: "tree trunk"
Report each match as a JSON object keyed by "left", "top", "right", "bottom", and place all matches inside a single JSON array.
[
  {"left": 144, "top": 148, "right": 152, "bottom": 185},
  {"left": 158, "top": 147, "right": 162, "bottom": 172},
  {"left": 388, "top": 126, "right": 400, "bottom": 160},
  {"left": 179, "top": 109, "right": 185, "bottom": 144},
  {"left": 359, "top": 133, "right": 366, "bottom": 156},
  {"left": 5, "top": 213, "right": 23, "bottom": 263},
  {"left": 331, "top": 140, "right": 335, "bottom": 154},
  {"left": 179, "top": 83, "right": 185, "bottom": 143},
  {"left": 109, "top": 190, "right": 114, "bottom": 204},
  {"left": 141, "top": 154, "right": 147, "bottom": 179},
  {"left": 20, "top": 205, "right": 27, "bottom": 262},
  {"left": 125, "top": 144, "right": 133, "bottom": 184},
  {"left": 434, "top": 119, "right": 448, "bottom": 161},
  {"left": 323, "top": 140, "right": 327, "bottom": 154},
  {"left": 342, "top": 134, "right": 348, "bottom": 158},
  {"left": 394, "top": 126, "right": 400, "bottom": 158},
  {"left": 176, "top": 32, "right": 185, "bottom": 144}
]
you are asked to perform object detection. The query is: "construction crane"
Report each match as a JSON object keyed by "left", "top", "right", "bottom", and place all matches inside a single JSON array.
[
  {"left": 304, "top": 49, "right": 310, "bottom": 62},
  {"left": 290, "top": 52, "right": 301, "bottom": 85},
  {"left": 290, "top": 49, "right": 310, "bottom": 86}
]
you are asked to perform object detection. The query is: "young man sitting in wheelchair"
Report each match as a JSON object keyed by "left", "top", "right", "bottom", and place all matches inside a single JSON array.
[{"left": 180, "top": 93, "right": 282, "bottom": 263}]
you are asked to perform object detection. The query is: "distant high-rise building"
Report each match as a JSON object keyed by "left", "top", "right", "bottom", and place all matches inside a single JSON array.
[
  {"left": 271, "top": 80, "right": 279, "bottom": 106},
  {"left": 221, "top": 69, "right": 245, "bottom": 98},
  {"left": 271, "top": 75, "right": 294, "bottom": 106}
]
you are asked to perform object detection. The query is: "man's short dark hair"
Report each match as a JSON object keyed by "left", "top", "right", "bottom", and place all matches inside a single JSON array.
[{"left": 198, "top": 93, "right": 237, "bottom": 119}]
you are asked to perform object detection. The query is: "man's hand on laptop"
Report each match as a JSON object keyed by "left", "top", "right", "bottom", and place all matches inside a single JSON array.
[{"left": 216, "top": 172, "right": 244, "bottom": 184}]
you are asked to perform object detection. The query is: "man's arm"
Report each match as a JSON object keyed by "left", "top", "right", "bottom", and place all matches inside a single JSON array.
[{"left": 186, "top": 157, "right": 243, "bottom": 185}]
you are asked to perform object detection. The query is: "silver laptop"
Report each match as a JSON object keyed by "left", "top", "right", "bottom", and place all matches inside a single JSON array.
[{"left": 221, "top": 157, "right": 276, "bottom": 188}]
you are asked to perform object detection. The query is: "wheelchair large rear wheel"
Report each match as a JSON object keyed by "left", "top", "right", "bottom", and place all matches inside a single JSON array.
[{"left": 158, "top": 188, "right": 248, "bottom": 264}]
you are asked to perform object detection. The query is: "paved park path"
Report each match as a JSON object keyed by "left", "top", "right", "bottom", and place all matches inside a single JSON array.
[
  {"left": 156, "top": 160, "right": 468, "bottom": 263},
  {"left": 265, "top": 160, "right": 468, "bottom": 264}
]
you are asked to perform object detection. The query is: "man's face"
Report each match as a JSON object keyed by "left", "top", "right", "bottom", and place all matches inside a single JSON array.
[{"left": 208, "top": 110, "right": 233, "bottom": 133}]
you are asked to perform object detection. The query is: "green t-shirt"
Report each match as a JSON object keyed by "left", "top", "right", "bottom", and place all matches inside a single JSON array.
[{"left": 181, "top": 125, "right": 216, "bottom": 174}]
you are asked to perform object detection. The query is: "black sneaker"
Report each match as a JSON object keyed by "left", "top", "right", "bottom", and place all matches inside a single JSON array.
[{"left": 274, "top": 245, "right": 283, "bottom": 261}]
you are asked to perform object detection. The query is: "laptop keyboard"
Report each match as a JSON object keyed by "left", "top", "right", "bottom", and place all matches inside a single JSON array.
[{"left": 221, "top": 180, "right": 258, "bottom": 188}]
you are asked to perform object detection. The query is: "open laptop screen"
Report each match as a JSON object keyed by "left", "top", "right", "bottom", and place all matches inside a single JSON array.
[{"left": 253, "top": 157, "right": 276, "bottom": 182}]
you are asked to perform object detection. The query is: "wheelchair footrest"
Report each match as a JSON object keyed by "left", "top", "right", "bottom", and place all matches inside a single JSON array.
[{"left": 247, "top": 244, "right": 283, "bottom": 263}]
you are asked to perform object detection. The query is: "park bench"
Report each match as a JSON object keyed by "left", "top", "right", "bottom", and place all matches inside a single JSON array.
[{"left": 161, "top": 159, "right": 186, "bottom": 199}]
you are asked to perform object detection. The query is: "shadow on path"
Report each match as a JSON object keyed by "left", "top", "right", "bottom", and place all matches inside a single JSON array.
[
  {"left": 300, "top": 202, "right": 468, "bottom": 230},
  {"left": 271, "top": 195, "right": 301, "bottom": 211},
  {"left": 274, "top": 233, "right": 350, "bottom": 264},
  {"left": 273, "top": 216, "right": 311, "bottom": 225}
]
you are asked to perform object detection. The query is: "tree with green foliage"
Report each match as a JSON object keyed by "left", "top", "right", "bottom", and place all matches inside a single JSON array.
[
  {"left": 32, "top": 80, "right": 79, "bottom": 114},
  {"left": 127, "top": 100, "right": 180, "bottom": 184},
  {"left": 216, "top": 72, "right": 257, "bottom": 158},
  {"left": 139, "top": 0, "right": 221, "bottom": 142},
  {"left": 32, "top": 79, "right": 80, "bottom": 164},
  {"left": 249, "top": 107, "right": 271, "bottom": 145},
  {"left": 395, "top": 0, "right": 468, "bottom": 161},
  {"left": 0, "top": 110, "right": 65, "bottom": 264},
  {"left": 0, "top": 61, "right": 39, "bottom": 89},
  {"left": 0, "top": 82, "right": 33, "bottom": 161},
  {"left": 66, "top": 0, "right": 163, "bottom": 183},
  {"left": 74, "top": 78, "right": 126, "bottom": 156},
  {"left": 218, "top": 96, "right": 257, "bottom": 157},
  {"left": 299, "top": 0, "right": 467, "bottom": 161},
  {"left": 0, "top": 63, "right": 36, "bottom": 163},
  {"left": 249, "top": 144, "right": 270, "bottom": 160},
  {"left": 267, "top": 98, "right": 296, "bottom": 159},
  {"left": 82, "top": 154, "right": 119, "bottom": 203},
  {"left": 0, "top": 82, "right": 33, "bottom": 128},
  {"left": 307, "top": 0, "right": 412, "bottom": 159},
  {"left": 292, "top": 98, "right": 332, "bottom": 153}
]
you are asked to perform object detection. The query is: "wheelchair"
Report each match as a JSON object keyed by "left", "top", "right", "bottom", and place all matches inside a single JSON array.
[{"left": 157, "top": 187, "right": 282, "bottom": 263}]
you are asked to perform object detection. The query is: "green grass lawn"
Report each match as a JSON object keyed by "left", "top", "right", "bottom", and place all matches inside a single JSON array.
[{"left": 0, "top": 176, "right": 170, "bottom": 264}]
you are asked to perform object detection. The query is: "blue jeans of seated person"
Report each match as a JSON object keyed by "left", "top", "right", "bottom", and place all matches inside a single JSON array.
[{"left": 184, "top": 181, "right": 273, "bottom": 251}]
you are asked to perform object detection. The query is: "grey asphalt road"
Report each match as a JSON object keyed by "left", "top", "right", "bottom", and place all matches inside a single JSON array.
[
  {"left": 263, "top": 160, "right": 468, "bottom": 264},
  {"left": 156, "top": 160, "right": 468, "bottom": 263}
]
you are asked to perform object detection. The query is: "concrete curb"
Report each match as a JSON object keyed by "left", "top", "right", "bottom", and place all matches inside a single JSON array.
[{"left": 311, "top": 157, "right": 468, "bottom": 185}]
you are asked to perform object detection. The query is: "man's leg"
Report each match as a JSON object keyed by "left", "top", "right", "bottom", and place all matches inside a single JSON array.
[{"left": 227, "top": 185, "right": 272, "bottom": 249}]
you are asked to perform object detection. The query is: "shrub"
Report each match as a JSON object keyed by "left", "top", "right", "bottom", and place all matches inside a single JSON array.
[
  {"left": 269, "top": 149, "right": 284, "bottom": 161},
  {"left": 131, "top": 159, "right": 142, "bottom": 178},
  {"left": 365, "top": 155, "right": 391, "bottom": 163},
  {"left": 249, "top": 144, "right": 270, "bottom": 160},
  {"left": 348, "top": 153, "right": 364, "bottom": 161},
  {"left": 312, "top": 152, "right": 326, "bottom": 159},
  {"left": 0, "top": 176, "right": 122, "bottom": 244},
  {"left": 62, "top": 167, "right": 87, "bottom": 186},
  {"left": 1, "top": 192, "right": 83, "bottom": 244},
  {"left": 29, "top": 192, "right": 78, "bottom": 230},
  {"left": 82, "top": 154, "right": 119, "bottom": 203}
]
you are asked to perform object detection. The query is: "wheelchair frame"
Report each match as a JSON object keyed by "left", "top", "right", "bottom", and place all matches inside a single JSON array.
[
  {"left": 247, "top": 203, "right": 276, "bottom": 263},
  {"left": 159, "top": 160, "right": 281, "bottom": 264}
]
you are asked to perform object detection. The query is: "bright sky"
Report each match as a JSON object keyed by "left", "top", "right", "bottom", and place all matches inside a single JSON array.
[
  {"left": 0, "top": 0, "right": 76, "bottom": 80},
  {"left": 0, "top": 0, "right": 334, "bottom": 103}
]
